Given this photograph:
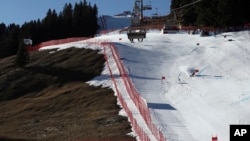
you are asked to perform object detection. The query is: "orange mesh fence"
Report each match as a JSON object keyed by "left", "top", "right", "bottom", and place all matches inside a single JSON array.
[
  {"left": 26, "top": 37, "right": 89, "bottom": 52},
  {"left": 101, "top": 42, "right": 167, "bottom": 141}
]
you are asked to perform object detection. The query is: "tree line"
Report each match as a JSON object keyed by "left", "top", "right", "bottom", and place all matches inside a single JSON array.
[
  {"left": 171, "top": 0, "right": 250, "bottom": 28},
  {"left": 0, "top": 0, "right": 99, "bottom": 59}
]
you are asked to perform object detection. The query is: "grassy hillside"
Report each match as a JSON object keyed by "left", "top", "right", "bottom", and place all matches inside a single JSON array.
[{"left": 0, "top": 48, "right": 135, "bottom": 141}]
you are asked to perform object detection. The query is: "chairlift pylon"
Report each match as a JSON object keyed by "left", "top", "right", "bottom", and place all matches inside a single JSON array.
[{"left": 173, "top": 11, "right": 177, "bottom": 21}]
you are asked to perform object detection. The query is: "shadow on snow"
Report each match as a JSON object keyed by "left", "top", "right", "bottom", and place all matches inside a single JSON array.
[{"left": 147, "top": 102, "right": 176, "bottom": 110}]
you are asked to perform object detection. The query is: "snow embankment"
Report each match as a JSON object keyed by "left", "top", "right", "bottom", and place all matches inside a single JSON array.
[
  {"left": 40, "top": 30, "right": 250, "bottom": 141},
  {"left": 92, "top": 30, "right": 250, "bottom": 141}
]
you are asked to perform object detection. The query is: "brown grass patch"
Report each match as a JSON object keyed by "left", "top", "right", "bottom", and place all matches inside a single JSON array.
[{"left": 0, "top": 48, "right": 135, "bottom": 141}]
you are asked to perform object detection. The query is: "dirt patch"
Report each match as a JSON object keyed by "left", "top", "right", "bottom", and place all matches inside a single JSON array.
[{"left": 0, "top": 48, "right": 135, "bottom": 141}]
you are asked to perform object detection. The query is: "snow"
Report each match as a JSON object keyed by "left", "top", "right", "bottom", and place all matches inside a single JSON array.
[{"left": 40, "top": 30, "right": 250, "bottom": 141}]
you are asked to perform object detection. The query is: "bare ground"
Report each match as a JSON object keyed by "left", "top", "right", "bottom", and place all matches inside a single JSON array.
[{"left": 0, "top": 47, "right": 136, "bottom": 141}]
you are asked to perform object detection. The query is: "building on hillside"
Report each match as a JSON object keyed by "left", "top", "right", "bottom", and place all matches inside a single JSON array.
[{"left": 114, "top": 11, "right": 133, "bottom": 18}]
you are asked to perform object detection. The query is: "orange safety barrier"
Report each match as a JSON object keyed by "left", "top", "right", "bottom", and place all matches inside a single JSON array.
[
  {"left": 101, "top": 42, "right": 167, "bottom": 141},
  {"left": 103, "top": 46, "right": 150, "bottom": 141}
]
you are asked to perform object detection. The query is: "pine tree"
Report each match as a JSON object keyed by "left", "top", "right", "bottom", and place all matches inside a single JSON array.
[
  {"left": 62, "top": 3, "right": 73, "bottom": 37},
  {"left": 15, "top": 41, "right": 30, "bottom": 67},
  {"left": 196, "top": 0, "right": 218, "bottom": 27},
  {"left": 1, "top": 0, "right": 100, "bottom": 58},
  {"left": 0, "top": 23, "right": 6, "bottom": 37},
  {"left": 171, "top": 0, "right": 250, "bottom": 28}
]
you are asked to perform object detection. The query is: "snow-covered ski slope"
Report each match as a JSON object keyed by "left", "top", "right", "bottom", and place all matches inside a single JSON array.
[{"left": 41, "top": 30, "right": 250, "bottom": 141}]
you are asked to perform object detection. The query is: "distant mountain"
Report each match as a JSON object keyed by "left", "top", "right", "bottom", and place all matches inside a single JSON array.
[
  {"left": 114, "top": 11, "right": 133, "bottom": 18},
  {"left": 98, "top": 15, "right": 131, "bottom": 32}
]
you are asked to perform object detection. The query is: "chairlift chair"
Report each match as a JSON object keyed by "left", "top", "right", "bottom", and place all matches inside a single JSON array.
[
  {"left": 143, "top": 0, "right": 152, "bottom": 10},
  {"left": 143, "top": 5, "right": 152, "bottom": 10}
]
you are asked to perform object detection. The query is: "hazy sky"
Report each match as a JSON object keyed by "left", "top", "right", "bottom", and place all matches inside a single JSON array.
[{"left": 0, "top": 0, "right": 171, "bottom": 25}]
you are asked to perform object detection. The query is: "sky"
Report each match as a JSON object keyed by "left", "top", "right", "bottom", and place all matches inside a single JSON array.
[{"left": 0, "top": 0, "right": 171, "bottom": 25}]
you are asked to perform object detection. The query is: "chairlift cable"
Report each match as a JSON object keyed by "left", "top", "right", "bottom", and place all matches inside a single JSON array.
[{"left": 171, "top": 0, "right": 203, "bottom": 11}]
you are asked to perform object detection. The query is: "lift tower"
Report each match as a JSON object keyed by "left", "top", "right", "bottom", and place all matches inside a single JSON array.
[
  {"left": 132, "top": 0, "right": 143, "bottom": 26},
  {"left": 131, "top": 0, "right": 152, "bottom": 26}
]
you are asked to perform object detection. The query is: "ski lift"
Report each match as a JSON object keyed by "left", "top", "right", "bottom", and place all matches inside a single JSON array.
[
  {"left": 173, "top": 10, "right": 177, "bottom": 21},
  {"left": 152, "top": 13, "right": 159, "bottom": 19},
  {"left": 143, "top": 0, "right": 152, "bottom": 10},
  {"left": 151, "top": 8, "right": 159, "bottom": 18}
]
